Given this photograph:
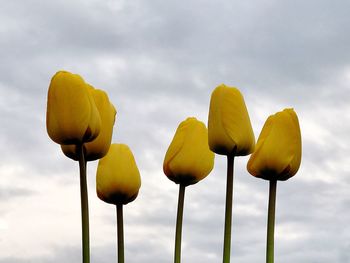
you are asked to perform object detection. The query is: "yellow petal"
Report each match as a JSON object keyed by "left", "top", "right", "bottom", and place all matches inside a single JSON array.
[
  {"left": 163, "top": 117, "right": 215, "bottom": 186},
  {"left": 46, "top": 71, "right": 101, "bottom": 145},
  {"left": 85, "top": 88, "right": 116, "bottom": 160},
  {"left": 208, "top": 84, "right": 255, "bottom": 156},
  {"left": 61, "top": 144, "right": 79, "bottom": 161},
  {"left": 61, "top": 87, "right": 117, "bottom": 161},
  {"left": 96, "top": 144, "right": 141, "bottom": 205},
  {"left": 84, "top": 85, "right": 102, "bottom": 143},
  {"left": 247, "top": 108, "right": 302, "bottom": 181}
]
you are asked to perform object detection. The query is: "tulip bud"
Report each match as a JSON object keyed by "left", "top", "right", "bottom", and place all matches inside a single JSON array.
[
  {"left": 247, "top": 108, "right": 302, "bottom": 181},
  {"left": 46, "top": 71, "right": 101, "bottom": 145},
  {"left": 96, "top": 144, "right": 141, "bottom": 205},
  {"left": 208, "top": 84, "right": 255, "bottom": 156},
  {"left": 163, "top": 117, "right": 215, "bottom": 186},
  {"left": 61, "top": 87, "right": 117, "bottom": 161}
]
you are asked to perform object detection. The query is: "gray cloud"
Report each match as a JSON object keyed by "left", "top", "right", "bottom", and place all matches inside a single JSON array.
[{"left": 0, "top": 187, "right": 35, "bottom": 201}]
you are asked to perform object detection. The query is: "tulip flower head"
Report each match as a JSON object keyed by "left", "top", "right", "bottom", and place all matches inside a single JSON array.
[
  {"left": 247, "top": 108, "right": 302, "bottom": 181},
  {"left": 46, "top": 71, "right": 101, "bottom": 145},
  {"left": 96, "top": 144, "right": 141, "bottom": 205},
  {"left": 61, "top": 87, "right": 117, "bottom": 161},
  {"left": 163, "top": 117, "right": 215, "bottom": 186},
  {"left": 208, "top": 84, "right": 255, "bottom": 156}
]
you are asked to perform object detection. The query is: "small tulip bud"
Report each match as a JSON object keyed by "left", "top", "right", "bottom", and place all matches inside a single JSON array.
[
  {"left": 46, "top": 71, "right": 101, "bottom": 145},
  {"left": 163, "top": 117, "right": 215, "bottom": 186},
  {"left": 208, "top": 84, "right": 255, "bottom": 156},
  {"left": 247, "top": 108, "right": 302, "bottom": 181},
  {"left": 96, "top": 144, "right": 141, "bottom": 205},
  {"left": 61, "top": 87, "right": 116, "bottom": 161}
]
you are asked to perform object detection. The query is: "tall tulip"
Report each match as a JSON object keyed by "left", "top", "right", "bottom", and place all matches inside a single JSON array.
[
  {"left": 46, "top": 70, "right": 102, "bottom": 263},
  {"left": 163, "top": 117, "right": 214, "bottom": 263},
  {"left": 207, "top": 84, "right": 255, "bottom": 263},
  {"left": 61, "top": 86, "right": 117, "bottom": 161},
  {"left": 247, "top": 108, "right": 302, "bottom": 263},
  {"left": 208, "top": 84, "right": 255, "bottom": 156},
  {"left": 46, "top": 71, "right": 101, "bottom": 145},
  {"left": 97, "top": 143, "right": 141, "bottom": 263}
]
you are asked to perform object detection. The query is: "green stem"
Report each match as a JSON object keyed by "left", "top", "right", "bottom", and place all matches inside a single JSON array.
[
  {"left": 78, "top": 144, "right": 90, "bottom": 263},
  {"left": 223, "top": 154, "right": 234, "bottom": 263},
  {"left": 116, "top": 204, "right": 125, "bottom": 263},
  {"left": 266, "top": 180, "right": 277, "bottom": 263},
  {"left": 174, "top": 184, "right": 186, "bottom": 263}
]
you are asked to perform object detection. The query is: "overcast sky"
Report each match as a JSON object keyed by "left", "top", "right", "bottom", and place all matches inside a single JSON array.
[{"left": 0, "top": 0, "right": 349, "bottom": 262}]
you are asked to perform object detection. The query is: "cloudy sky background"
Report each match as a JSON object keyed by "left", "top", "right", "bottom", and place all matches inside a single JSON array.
[{"left": 0, "top": 0, "right": 349, "bottom": 262}]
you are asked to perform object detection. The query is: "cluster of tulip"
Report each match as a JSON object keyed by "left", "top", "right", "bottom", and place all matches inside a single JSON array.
[
  {"left": 46, "top": 71, "right": 140, "bottom": 263},
  {"left": 46, "top": 71, "right": 301, "bottom": 263}
]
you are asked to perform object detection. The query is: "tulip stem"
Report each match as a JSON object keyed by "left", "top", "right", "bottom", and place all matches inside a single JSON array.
[
  {"left": 78, "top": 144, "right": 90, "bottom": 263},
  {"left": 266, "top": 180, "right": 277, "bottom": 263},
  {"left": 116, "top": 204, "right": 125, "bottom": 263},
  {"left": 223, "top": 154, "right": 234, "bottom": 263},
  {"left": 174, "top": 184, "right": 186, "bottom": 263}
]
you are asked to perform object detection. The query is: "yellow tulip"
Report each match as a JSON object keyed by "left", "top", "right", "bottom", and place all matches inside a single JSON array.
[
  {"left": 96, "top": 144, "right": 141, "bottom": 205},
  {"left": 163, "top": 117, "right": 215, "bottom": 186},
  {"left": 61, "top": 87, "right": 117, "bottom": 161},
  {"left": 247, "top": 108, "right": 302, "bottom": 181},
  {"left": 46, "top": 71, "right": 101, "bottom": 145},
  {"left": 208, "top": 84, "right": 255, "bottom": 156}
]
